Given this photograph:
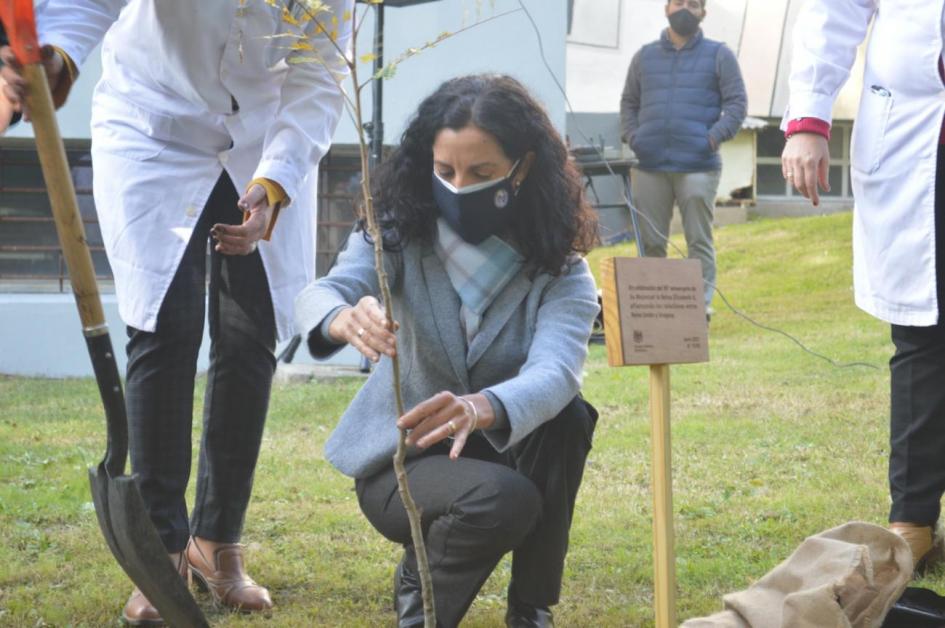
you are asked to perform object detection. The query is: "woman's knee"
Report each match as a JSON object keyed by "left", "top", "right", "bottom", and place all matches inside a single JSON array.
[{"left": 471, "top": 471, "right": 542, "bottom": 550}]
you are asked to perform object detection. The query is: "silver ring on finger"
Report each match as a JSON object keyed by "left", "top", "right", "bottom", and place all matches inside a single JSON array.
[
  {"left": 446, "top": 419, "right": 457, "bottom": 437},
  {"left": 249, "top": 241, "right": 258, "bottom": 253},
  {"left": 785, "top": 172, "right": 794, "bottom": 179},
  {"left": 356, "top": 327, "right": 366, "bottom": 338}
]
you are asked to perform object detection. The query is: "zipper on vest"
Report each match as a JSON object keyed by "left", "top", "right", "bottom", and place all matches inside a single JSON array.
[{"left": 668, "top": 50, "right": 679, "bottom": 153}]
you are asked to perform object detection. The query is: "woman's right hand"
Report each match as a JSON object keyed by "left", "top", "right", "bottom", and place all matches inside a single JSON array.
[
  {"left": 781, "top": 132, "right": 831, "bottom": 207},
  {"left": 328, "top": 296, "right": 398, "bottom": 362}
]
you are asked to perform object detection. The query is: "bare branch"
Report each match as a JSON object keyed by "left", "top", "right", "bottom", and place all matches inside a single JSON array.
[{"left": 357, "top": 7, "right": 523, "bottom": 90}]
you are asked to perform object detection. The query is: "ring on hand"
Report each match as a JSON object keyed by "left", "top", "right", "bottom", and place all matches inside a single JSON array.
[
  {"left": 785, "top": 172, "right": 795, "bottom": 178},
  {"left": 249, "top": 241, "right": 258, "bottom": 252},
  {"left": 356, "top": 327, "right": 366, "bottom": 338},
  {"left": 446, "top": 419, "right": 457, "bottom": 436}
]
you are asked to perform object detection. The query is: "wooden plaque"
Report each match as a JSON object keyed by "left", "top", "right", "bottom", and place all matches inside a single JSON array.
[{"left": 601, "top": 257, "right": 709, "bottom": 367}]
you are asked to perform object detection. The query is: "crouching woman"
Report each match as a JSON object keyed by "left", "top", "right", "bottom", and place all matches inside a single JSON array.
[{"left": 295, "top": 74, "right": 600, "bottom": 628}]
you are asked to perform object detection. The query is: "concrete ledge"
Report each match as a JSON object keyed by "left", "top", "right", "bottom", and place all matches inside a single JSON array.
[
  {"left": 274, "top": 363, "right": 370, "bottom": 384},
  {"left": 0, "top": 293, "right": 362, "bottom": 378},
  {"left": 668, "top": 204, "right": 749, "bottom": 234},
  {"left": 751, "top": 199, "right": 853, "bottom": 219}
]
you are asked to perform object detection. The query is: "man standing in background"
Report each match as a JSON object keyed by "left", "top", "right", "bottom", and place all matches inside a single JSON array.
[{"left": 620, "top": 0, "right": 746, "bottom": 317}]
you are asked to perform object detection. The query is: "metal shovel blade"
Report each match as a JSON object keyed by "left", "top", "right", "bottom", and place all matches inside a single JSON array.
[
  {"left": 82, "top": 313, "right": 209, "bottom": 628},
  {"left": 89, "top": 464, "right": 208, "bottom": 628}
]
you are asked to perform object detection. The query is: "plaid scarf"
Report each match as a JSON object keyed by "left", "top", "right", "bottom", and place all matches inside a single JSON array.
[{"left": 435, "top": 219, "right": 525, "bottom": 349}]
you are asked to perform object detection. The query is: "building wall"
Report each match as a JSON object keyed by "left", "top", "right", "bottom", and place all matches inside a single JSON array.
[
  {"left": 718, "top": 129, "right": 755, "bottom": 200},
  {"left": 5, "top": 46, "right": 102, "bottom": 140},
  {"left": 565, "top": 0, "right": 868, "bottom": 208},
  {"left": 0, "top": 293, "right": 361, "bottom": 377},
  {"left": 566, "top": 0, "right": 865, "bottom": 120},
  {"left": 335, "top": 0, "right": 568, "bottom": 143},
  {"left": 0, "top": 0, "right": 567, "bottom": 378},
  {"left": 7, "top": 0, "right": 567, "bottom": 143}
]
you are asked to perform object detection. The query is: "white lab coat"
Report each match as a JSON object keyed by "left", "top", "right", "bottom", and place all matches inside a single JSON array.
[
  {"left": 784, "top": 0, "right": 945, "bottom": 326},
  {"left": 36, "top": 0, "right": 352, "bottom": 340}
]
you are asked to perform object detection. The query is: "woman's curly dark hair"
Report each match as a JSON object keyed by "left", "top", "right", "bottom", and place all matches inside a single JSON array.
[{"left": 365, "top": 74, "right": 598, "bottom": 276}]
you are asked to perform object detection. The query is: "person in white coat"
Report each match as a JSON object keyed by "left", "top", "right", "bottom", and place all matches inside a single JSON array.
[
  {"left": 781, "top": 0, "right": 945, "bottom": 573},
  {"left": 1, "top": 0, "right": 352, "bottom": 623}
]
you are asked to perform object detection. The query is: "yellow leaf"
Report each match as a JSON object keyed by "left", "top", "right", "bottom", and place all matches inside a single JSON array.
[
  {"left": 301, "top": 0, "right": 329, "bottom": 12},
  {"left": 343, "top": 9, "right": 352, "bottom": 22},
  {"left": 359, "top": 53, "right": 376, "bottom": 63},
  {"left": 292, "top": 40, "right": 315, "bottom": 51},
  {"left": 282, "top": 7, "right": 301, "bottom": 26}
]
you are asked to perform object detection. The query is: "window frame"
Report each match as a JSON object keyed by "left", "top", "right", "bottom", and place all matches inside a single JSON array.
[
  {"left": 566, "top": 0, "right": 622, "bottom": 50},
  {"left": 0, "top": 140, "right": 364, "bottom": 293}
]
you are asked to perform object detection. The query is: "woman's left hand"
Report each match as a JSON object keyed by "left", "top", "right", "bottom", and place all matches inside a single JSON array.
[
  {"left": 211, "top": 184, "right": 273, "bottom": 255},
  {"left": 397, "top": 391, "right": 493, "bottom": 460}
]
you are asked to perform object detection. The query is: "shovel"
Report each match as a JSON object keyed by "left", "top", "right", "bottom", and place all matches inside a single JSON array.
[{"left": 0, "top": 2, "right": 208, "bottom": 626}]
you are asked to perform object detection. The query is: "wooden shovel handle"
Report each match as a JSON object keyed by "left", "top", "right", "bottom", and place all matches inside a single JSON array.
[{"left": 22, "top": 62, "right": 106, "bottom": 334}]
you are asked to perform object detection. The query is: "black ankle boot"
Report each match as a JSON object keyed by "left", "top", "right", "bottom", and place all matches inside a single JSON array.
[
  {"left": 394, "top": 551, "right": 425, "bottom": 628},
  {"left": 505, "top": 582, "right": 554, "bottom": 628}
]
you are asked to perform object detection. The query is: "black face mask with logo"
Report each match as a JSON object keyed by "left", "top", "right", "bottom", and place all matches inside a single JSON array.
[
  {"left": 668, "top": 8, "right": 701, "bottom": 37},
  {"left": 431, "top": 160, "right": 522, "bottom": 245}
]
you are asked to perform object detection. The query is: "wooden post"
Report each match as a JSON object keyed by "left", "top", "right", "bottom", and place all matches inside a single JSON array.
[
  {"left": 600, "top": 257, "right": 706, "bottom": 626},
  {"left": 649, "top": 363, "right": 676, "bottom": 628}
]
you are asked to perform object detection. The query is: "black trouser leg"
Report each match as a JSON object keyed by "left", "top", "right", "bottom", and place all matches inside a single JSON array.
[
  {"left": 889, "top": 324, "right": 945, "bottom": 526},
  {"left": 888, "top": 146, "right": 945, "bottom": 526},
  {"left": 125, "top": 173, "right": 275, "bottom": 551},
  {"left": 125, "top": 188, "right": 211, "bottom": 553},
  {"left": 509, "top": 396, "right": 598, "bottom": 606},
  {"left": 190, "top": 175, "right": 277, "bottom": 543}
]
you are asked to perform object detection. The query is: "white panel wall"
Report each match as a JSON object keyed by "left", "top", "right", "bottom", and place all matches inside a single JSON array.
[
  {"left": 334, "top": 0, "right": 568, "bottom": 144},
  {"left": 6, "top": 45, "right": 102, "bottom": 140},
  {"left": 567, "top": 0, "right": 745, "bottom": 115},
  {"left": 566, "top": 0, "right": 865, "bottom": 120},
  {"left": 7, "top": 0, "right": 567, "bottom": 142}
]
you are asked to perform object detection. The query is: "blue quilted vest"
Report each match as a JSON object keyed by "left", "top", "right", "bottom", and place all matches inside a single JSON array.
[{"left": 633, "top": 30, "right": 723, "bottom": 173}]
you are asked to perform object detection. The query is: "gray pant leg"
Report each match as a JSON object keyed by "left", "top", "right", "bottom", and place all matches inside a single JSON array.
[
  {"left": 630, "top": 168, "right": 675, "bottom": 258},
  {"left": 674, "top": 170, "right": 721, "bottom": 307},
  {"left": 356, "top": 447, "right": 542, "bottom": 628}
]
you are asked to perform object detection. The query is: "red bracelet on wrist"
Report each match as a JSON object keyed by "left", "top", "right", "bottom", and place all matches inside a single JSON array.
[{"left": 785, "top": 118, "right": 831, "bottom": 141}]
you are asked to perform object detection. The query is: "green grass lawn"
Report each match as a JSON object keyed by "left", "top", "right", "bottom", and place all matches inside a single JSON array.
[{"left": 2, "top": 212, "right": 941, "bottom": 627}]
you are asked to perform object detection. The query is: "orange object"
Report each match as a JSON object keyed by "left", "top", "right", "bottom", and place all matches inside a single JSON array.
[{"left": 0, "top": 0, "right": 42, "bottom": 65}]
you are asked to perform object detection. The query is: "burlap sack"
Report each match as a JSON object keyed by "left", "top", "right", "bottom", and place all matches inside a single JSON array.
[{"left": 682, "top": 522, "right": 913, "bottom": 628}]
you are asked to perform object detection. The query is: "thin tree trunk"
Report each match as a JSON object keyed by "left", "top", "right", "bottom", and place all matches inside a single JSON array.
[{"left": 350, "top": 58, "right": 437, "bottom": 628}]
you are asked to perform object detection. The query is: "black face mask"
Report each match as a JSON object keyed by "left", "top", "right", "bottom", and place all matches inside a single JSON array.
[
  {"left": 431, "top": 160, "right": 521, "bottom": 245},
  {"left": 668, "top": 9, "right": 701, "bottom": 37}
]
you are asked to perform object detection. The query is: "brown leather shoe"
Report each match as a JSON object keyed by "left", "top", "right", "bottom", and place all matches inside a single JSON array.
[
  {"left": 890, "top": 522, "right": 943, "bottom": 573},
  {"left": 121, "top": 552, "right": 189, "bottom": 626},
  {"left": 186, "top": 538, "right": 273, "bottom": 612}
]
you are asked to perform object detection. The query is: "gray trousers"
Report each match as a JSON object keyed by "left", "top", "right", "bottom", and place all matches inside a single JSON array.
[
  {"left": 356, "top": 396, "right": 598, "bottom": 628},
  {"left": 631, "top": 168, "right": 722, "bottom": 306}
]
